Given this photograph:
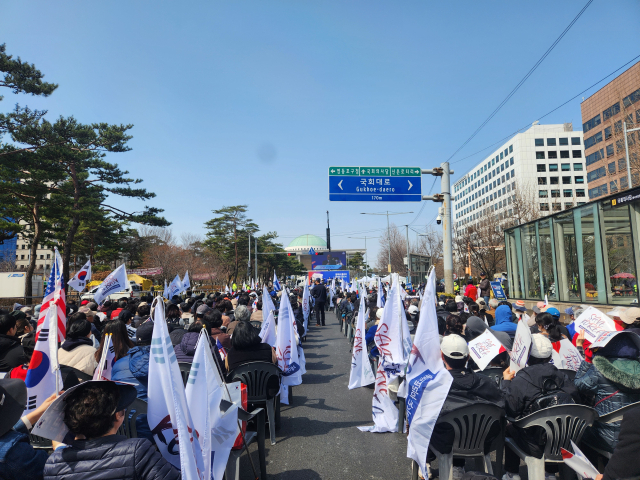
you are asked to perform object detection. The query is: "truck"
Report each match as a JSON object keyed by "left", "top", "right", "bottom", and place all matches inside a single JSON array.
[{"left": 0, "top": 272, "right": 44, "bottom": 299}]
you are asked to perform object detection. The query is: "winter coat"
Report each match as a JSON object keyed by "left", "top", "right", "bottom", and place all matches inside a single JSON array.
[
  {"left": 250, "top": 310, "right": 263, "bottom": 322},
  {"left": 603, "top": 404, "right": 640, "bottom": 480},
  {"left": 440, "top": 368, "right": 505, "bottom": 415},
  {"left": 310, "top": 284, "right": 327, "bottom": 303},
  {"left": 464, "top": 284, "right": 478, "bottom": 300},
  {"left": 365, "top": 324, "right": 378, "bottom": 357},
  {"left": 210, "top": 328, "right": 231, "bottom": 351},
  {"left": 44, "top": 435, "right": 179, "bottom": 480},
  {"left": 58, "top": 338, "right": 98, "bottom": 376},
  {"left": 574, "top": 356, "right": 640, "bottom": 452},
  {"left": 491, "top": 305, "right": 517, "bottom": 334},
  {"left": 175, "top": 332, "right": 199, "bottom": 363},
  {"left": 112, "top": 346, "right": 150, "bottom": 401},
  {"left": 0, "top": 419, "right": 49, "bottom": 480},
  {"left": 479, "top": 278, "right": 491, "bottom": 297},
  {"left": 0, "top": 333, "right": 26, "bottom": 372}
]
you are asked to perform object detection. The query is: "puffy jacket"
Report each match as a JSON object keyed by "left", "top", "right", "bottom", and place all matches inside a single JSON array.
[
  {"left": 464, "top": 284, "right": 477, "bottom": 299},
  {"left": 44, "top": 435, "right": 179, "bottom": 480},
  {"left": 574, "top": 356, "right": 640, "bottom": 452},
  {"left": 58, "top": 338, "right": 98, "bottom": 376},
  {"left": 0, "top": 333, "right": 26, "bottom": 372},
  {"left": 112, "top": 346, "right": 150, "bottom": 401},
  {"left": 0, "top": 419, "right": 49, "bottom": 480},
  {"left": 175, "top": 332, "right": 199, "bottom": 363},
  {"left": 491, "top": 305, "right": 517, "bottom": 334}
]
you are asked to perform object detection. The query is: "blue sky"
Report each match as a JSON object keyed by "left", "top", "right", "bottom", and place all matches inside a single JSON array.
[{"left": 2, "top": 1, "right": 639, "bottom": 265}]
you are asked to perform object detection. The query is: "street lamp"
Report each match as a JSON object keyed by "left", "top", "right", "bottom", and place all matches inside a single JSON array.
[
  {"left": 348, "top": 236, "right": 380, "bottom": 277},
  {"left": 360, "top": 211, "right": 413, "bottom": 273}
]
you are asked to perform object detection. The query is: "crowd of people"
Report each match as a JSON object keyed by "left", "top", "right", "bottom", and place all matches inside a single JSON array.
[
  {"left": 0, "top": 284, "right": 308, "bottom": 480},
  {"left": 334, "top": 279, "right": 640, "bottom": 480}
]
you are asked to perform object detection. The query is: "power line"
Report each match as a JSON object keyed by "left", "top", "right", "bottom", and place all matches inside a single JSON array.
[
  {"left": 449, "top": 52, "right": 640, "bottom": 172},
  {"left": 444, "top": 0, "right": 594, "bottom": 164}
]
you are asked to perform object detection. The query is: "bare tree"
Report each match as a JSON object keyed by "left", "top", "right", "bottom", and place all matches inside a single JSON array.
[
  {"left": 414, "top": 227, "right": 444, "bottom": 278},
  {"left": 376, "top": 223, "right": 408, "bottom": 274}
]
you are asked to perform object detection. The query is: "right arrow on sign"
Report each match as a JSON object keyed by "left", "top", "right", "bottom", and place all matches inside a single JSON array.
[{"left": 408, "top": 180, "right": 413, "bottom": 190}]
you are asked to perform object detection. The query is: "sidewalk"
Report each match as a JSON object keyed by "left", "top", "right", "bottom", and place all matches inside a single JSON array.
[{"left": 239, "top": 311, "right": 412, "bottom": 479}]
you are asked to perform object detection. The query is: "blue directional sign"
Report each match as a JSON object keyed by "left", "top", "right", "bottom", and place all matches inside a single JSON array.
[
  {"left": 328, "top": 166, "right": 422, "bottom": 202},
  {"left": 308, "top": 247, "right": 316, "bottom": 255}
]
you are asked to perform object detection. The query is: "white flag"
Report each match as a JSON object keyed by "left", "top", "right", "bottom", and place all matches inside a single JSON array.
[
  {"left": 406, "top": 268, "right": 453, "bottom": 476},
  {"left": 251, "top": 279, "right": 255, "bottom": 290},
  {"left": 302, "top": 281, "right": 311, "bottom": 334},
  {"left": 275, "top": 290, "right": 302, "bottom": 388},
  {"left": 551, "top": 339, "right": 583, "bottom": 371},
  {"left": 377, "top": 278, "right": 385, "bottom": 308},
  {"left": 262, "top": 286, "right": 276, "bottom": 319},
  {"left": 186, "top": 330, "right": 235, "bottom": 480},
  {"left": 169, "top": 274, "right": 183, "bottom": 299},
  {"left": 164, "top": 279, "right": 169, "bottom": 299},
  {"left": 147, "top": 297, "right": 205, "bottom": 479},
  {"left": 510, "top": 320, "right": 532, "bottom": 372},
  {"left": 273, "top": 271, "right": 281, "bottom": 291},
  {"left": 182, "top": 271, "right": 191, "bottom": 293},
  {"left": 259, "top": 310, "right": 277, "bottom": 347},
  {"left": 68, "top": 259, "right": 91, "bottom": 292},
  {"left": 468, "top": 330, "right": 507, "bottom": 371},
  {"left": 574, "top": 306, "right": 622, "bottom": 343},
  {"left": 93, "top": 264, "right": 128, "bottom": 305},
  {"left": 93, "top": 334, "right": 116, "bottom": 381},
  {"left": 348, "top": 294, "right": 375, "bottom": 389},
  {"left": 561, "top": 441, "right": 599, "bottom": 479}
]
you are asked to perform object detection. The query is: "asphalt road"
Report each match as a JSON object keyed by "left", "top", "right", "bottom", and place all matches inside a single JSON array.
[{"left": 239, "top": 310, "right": 413, "bottom": 480}]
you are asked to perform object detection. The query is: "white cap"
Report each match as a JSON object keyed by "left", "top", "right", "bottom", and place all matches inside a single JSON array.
[
  {"left": 441, "top": 334, "right": 469, "bottom": 358},
  {"left": 408, "top": 305, "right": 419, "bottom": 315},
  {"left": 530, "top": 334, "right": 552, "bottom": 358},
  {"left": 376, "top": 308, "right": 384, "bottom": 319},
  {"left": 455, "top": 296, "right": 463, "bottom": 303}
]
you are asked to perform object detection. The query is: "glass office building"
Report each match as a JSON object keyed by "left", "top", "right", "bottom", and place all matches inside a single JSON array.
[{"left": 505, "top": 186, "right": 640, "bottom": 306}]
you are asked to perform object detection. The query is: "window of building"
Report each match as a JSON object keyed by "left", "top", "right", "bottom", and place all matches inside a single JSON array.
[
  {"left": 583, "top": 114, "right": 601, "bottom": 133},
  {"left": 561, "top": 163, "right": 571, "bottom": 171},
  {"left": 574, "top": 163, "right": 583, "bottom": 171},
  {"left": 500, "top": 152, "right": 503, "bottom": 160},
  {"left": 506, "top": 172, "right": 510, "bottom": 180},
  {"left": 551, "top": 189, "right": 560, "bottom": 198},
  {"left": 606, "top": 144, "right": 614, "bottom": 157},
  {"left": 537, "top": 164, "right": 546, "bottom": 172},
  {"left": 574, "top": 188, "right": 585, "bottom": 197},
  {"left": 603, "top": 102, "right": 621, "bottom": 121},
  {"left": 39, "top": 255, "right": 43, "bottom": 260},
  {"left": 622, "top": 88, "right": 640, "bottom": 108},
  {"left": 540, "top": 203, "right": 549, "bottom": 211},
  {"left": 21, "top": 244, "right": 25, "bottom": 249},
  {"left": 608, "top": 162, "right": 616, "bottom": 175},
  {"left": 509, "top": 145, "right": 513, "bottom": 153},
  {"left": 610, "top": 180, "right": 619, "bottom": 193},
  {"left": 586, "top": 149, "right": 604, "bottom": 166},
  {"left": 550, "top": 177, "right": 559, "bottom": 185},
  {"left": 535, "top": 138, "right": 544, "bottom": 146},
  {"left": 637, "top": 108, "right": 640, "bottom": 124},
  {"left": 491, "top": 159, "right": 495, "bottom": 166},
  {"left": 536, "top": 152, "right": 545, "bottom": 159},
  {"left": 548, "top": 151, "right": 558, "bottom": 159},
  {"left": 572, "top": 137, "right": 581, "bottom": 146},
  {"left": 616, "top": 139, "right": 626, "bottom": 154},
  {"left": 547, "top": 138, "right": 556, "bottom": 146},
  {"left": 587, "top": 166, "right": 606, "bottom": 182},
  {"left": 539, "top": 190, "right": 548, "bottom": 198},
  {"left": 604, "top": 126, "right": 612, "bottom": 140},
  {"left": 575, "top": 176, "right": 584, "bottom": 184},
  {"left": 552, "top": 203, "right": 562, "bottom": 211},
  {"left": 621, "top": 176, "right": 629, "bottom": 189},
  {"left": 500, "top": 164, "right": 505, "bottom": 172},
  {"left": 615, "top": 120, "right": 623, "bottom": 134},
  {"left": 618, "top": 157, "right": 627, "bottom": 171},
  {"left": 510, "top": 157, "right": 514, "bottom": 166},
  {"left": 563, "top": 189, "right": 573, "bottom": 197},
  {"left": 20, "top": 255, "right": 24, "bottom": 260},
  {"left": 564, "top": 203, "right": 573, "bottom": 210},
  {"left": 562, "top": 176, "right": 572, "bottom": 184},
  {"left": 585, "top": 131, "right": 603, "bottom": 149},
  {"left": 573, "top": 150, "right": 582, "bottom": 158},
  {"left": 46, "top": 254, "right": 50, "bottom": 260},
  {"left": 560, "top": 150, "right": 570, "bottom": 159},
  {"left": 559, "top": 138, "right": 569, "bottom": 146},
  {"left": 549, "top": 164, "right": 558, "bottom": 172},
  {"left": 538, "top": 177, "right": 547, "bottom": 185},
  {"left": 511, "top": 168, "right": 516, "bottom": 177}
]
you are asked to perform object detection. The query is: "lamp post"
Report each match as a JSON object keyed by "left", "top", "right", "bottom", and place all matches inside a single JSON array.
[
  {"left": 348, "top": 236, "right": 380, "bottom": 277},
  {"left": 360, "top": 211, "right": 413, "bottom": 273},
  {"left": 623, "top": 121, "right": 640, "bottom": 189}
]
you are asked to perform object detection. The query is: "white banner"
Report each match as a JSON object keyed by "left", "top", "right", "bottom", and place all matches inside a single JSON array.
[
  {"left": 147, "top": 297, "right": 205, "bottom": 479},
  {"left": 93, "top": 334, "right": 115, "bottom": 381},
  {"left": 406, "top": 268, "right": 453, "bottom": 477},
  {"left": 551, "top": 339, "right": 583, "bottom": 371},
  {"left": 509, "top": 320, "right": 532, "bottom": 372},
  {"left": 574, "top": 306, "right": 621, "bottom": 343},
  {"left": 168, "top": 274, "right": 183, "bottom": 299},
  {"left": 302, "top": 280, "right": 311, "bottom": 334},
  {"left": 561, "top": 441, "right": 599, "bottom": 479},
  {"left": 468, "top": 330, "right": 507, "bottom": 371},
  {"left": 262, "top": 286, "right": 276, "bottom": 320},
  {"left": 259, "top": 310, "right": 277, "bottom": 347},
  {"left": 182, "top": 271, "right": 191, "bottom": 293},
  {"left": 348, "top": 294, "right": 375, "bottom": 389},
  {"left": 94, "top": 264, "right": 128, "bottom": 305},
  {"left": 275, "top": 290, "right": 302, "bottom": 392},
  {"left": 68, "top": 259, "right": 91, "bottom": 292}
]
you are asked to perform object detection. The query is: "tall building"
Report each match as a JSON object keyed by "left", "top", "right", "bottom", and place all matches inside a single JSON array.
[
  {"left": 453, "top": 123, "right": 586, "bottom": 235},
  {"left": 581, "top": 61, "right": 640, "bottom": 199}
]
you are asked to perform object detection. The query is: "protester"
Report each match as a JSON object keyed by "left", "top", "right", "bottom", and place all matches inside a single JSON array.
[
  {"left": 133, "top": 303, "right": 150, "bottom": 328},
  {"left": 427, "top": 334, "right": 504, "bottom": 478},
  {"left": 365, "top": 308, "right": 383, "bottom": 358},
  {"left": 491, "top": 305, "right": 517, "bottom": 336},
  {"left": 574, "top": 332, "right": 640, "bottom": 454},
  {"left": 227, "top": 305, "right": 250, "bottom": 335},
  {"left": 58, "top": 317, "right": 98, "bottom": 376},
  {"left": 0, "top": 379, "right": 59, "bottom": 480},
  {"left": 43, "top": 381, "right": 179, "bottom": 480},
  {"left": 95, "top": 320, "right": 134, "bottom": 368},
  {"left": 174, "top": 322, "right": 203, "bottom": 363},
  {"left": 311, "top": 278, "right": 327, "bottom": 326},
  {"left": 501, "top": 334, "right": 580, "bottom": 479},
  {"left": 464, "top": 279, "right": 477, "bottom": 301},
  {"left": 599, "top": 404, "right": 640, "bottom": 480},
  {"left": 225, "top": 321, "right": 276, "bottom": 372},
  {"left": 250, "top": 300, "right": 263, "bottom": 322},
  {"left": 0, "top": 314, "right": 26, "bottom": 372},
  {"left": 478, "top": 272, "right": 491, "bottom": 305},
  {"left": 203, "top": 309, "right": 231, "bottom": 350},
  {"left": 112, "top": 322, "right": 153, "bottom": 401},
  {"left": 109, "top": 299, "right": 127, "bottom": 320},
  {"left": 476, "top": 299, "right": 494, "bottom": 326}
]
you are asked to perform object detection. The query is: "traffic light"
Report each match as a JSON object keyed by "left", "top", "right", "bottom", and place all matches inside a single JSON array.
[
  {"left": 287, "top": 253, "right": 294, "bottom": 256},
  {"left": 315, "top": 252, "right": 320, "bottom": 255}
]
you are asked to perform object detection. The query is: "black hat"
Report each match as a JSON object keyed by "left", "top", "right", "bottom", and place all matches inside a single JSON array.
[
  {"left": 0, "top": 378, "right": 27, "bottom": 436},
  {"left": 136, "top": 321, "right": 154, "bottom": 345}
]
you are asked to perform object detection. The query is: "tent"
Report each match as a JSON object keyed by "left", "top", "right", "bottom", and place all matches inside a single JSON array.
[{"left": 128, "top": 274, "right": 152, "bottom": 291}]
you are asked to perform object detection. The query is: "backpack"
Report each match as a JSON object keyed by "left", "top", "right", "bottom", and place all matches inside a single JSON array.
[{"left": 522, "top": 376, "right": 576, "bottom": 417}]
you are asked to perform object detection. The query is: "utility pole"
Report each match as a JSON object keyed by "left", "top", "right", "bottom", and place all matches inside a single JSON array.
[
  {"left": 423, "top": 162, "right": 454, "bottom": 294},
  {"left": 248, "top": 234, "right": 251, "bottom": 281},
  {"left": 405, "top": 225, "right": 410, "bottom": 285},
  {"left": 360, "top": 211, "right": 413, "bottom": 274},
  {"left": 623, "top": 121, "right": 640, "bottom": 189},
  {"left": 254, "top": 238, "right": 258, "bottom": 285},
  {"left": 326, "top": 211, "right": 331, "bottom": 251}
]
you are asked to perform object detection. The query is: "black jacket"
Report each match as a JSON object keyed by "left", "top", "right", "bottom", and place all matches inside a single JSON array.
[
  {"left": 479, "top": 278, "right": 491, "bottom": 297},
  {"left": 0, "top": 333, "right": 26, "bottom": 372},
  {"left": 501, "top": 363, "right": 579, "bottom": 419},
  {"left": 310, "top": 284, "right": 327, "bottom": 303},
  {"left": 44, "top": 435, "right": 179, "bottom": 480},
  {"left": 441, "top": 368, "right": 505, "bottom": 414},
  {"left": 604, "top": 405, "right": 640, "bottom": 480}
]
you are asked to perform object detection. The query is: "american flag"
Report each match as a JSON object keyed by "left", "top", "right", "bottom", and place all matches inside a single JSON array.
[
  {"left": 37, "top": 248, "right": 67, "bottom": 341},
  {"left": 216, "top": 338, "right": 227, "bottom": 362}
]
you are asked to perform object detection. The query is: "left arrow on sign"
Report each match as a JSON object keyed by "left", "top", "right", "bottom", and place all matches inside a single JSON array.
[
  {"left": 408, "top": 180, "right": 413, "bottom": 191},
  {"left": 338, "top": 180, "right": 343, "bottom": 190}
]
